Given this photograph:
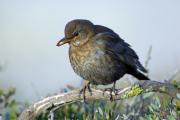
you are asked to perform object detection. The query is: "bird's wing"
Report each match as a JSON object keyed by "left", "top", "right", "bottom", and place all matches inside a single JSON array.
[{"left": 94, "top": 32, "right": 147, "bottom": 73}]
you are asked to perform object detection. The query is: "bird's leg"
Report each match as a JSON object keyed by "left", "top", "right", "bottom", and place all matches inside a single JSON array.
[
  {"left": 87, "top": 82, "right": 92, "bottom": 95},
  {"left": 103, "top": 81, "right": 118, "bottom": 101},
  {"left": 112, "top": 81, "right": 118, "bottom": 95},
  {"left": 79, "top": 85, "right": 86, "bottom": 101},
  {"left": 79, "top": 81, "right": 92, "bottom": 101}
]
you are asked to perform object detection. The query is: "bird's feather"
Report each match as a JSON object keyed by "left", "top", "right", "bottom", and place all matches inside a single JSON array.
[{"left": 94, "top": 31, "right": 147, "bottom": 73}]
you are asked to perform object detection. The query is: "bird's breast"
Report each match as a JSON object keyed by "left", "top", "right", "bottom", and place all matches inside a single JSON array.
[
  {"left": 69, "top": 44, "right": 93, "bottom": 76},
  {"left": 69, "top": 44, "right": 126, "bottom": 85}
]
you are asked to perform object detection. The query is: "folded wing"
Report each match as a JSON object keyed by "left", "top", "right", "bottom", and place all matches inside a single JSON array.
[{"left": 94, "top": 31, "right": 147, "bottom": 73}]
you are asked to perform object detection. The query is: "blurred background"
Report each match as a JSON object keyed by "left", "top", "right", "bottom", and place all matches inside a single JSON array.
[{"left": 0, "top": 0, "right": 180, "bottom": 103}]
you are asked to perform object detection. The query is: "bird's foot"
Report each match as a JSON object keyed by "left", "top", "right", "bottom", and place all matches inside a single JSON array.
[
  {"left": 79, "top": 81, "right": 92, "bottom": 102},
  {"left": 103, "top": 88, "right": 119, "bottom": 101}
]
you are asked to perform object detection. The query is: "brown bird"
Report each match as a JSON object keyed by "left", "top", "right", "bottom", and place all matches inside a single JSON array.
[{"left": 57, "top": 19, "right": 149, "bottom": 99}]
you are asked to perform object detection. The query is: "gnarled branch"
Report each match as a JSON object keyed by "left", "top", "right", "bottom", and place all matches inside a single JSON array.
[{"left": 18, "top": 80, "right": 180, "bottom": 120}]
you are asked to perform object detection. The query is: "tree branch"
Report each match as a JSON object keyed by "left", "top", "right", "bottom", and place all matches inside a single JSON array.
[{"left": 18, "top": 80, "right": 180, "bottom": 120}]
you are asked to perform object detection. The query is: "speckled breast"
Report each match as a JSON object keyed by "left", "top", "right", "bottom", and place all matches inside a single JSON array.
[{"left": 69, "top": 45, "right": 126, "bottom": 85}]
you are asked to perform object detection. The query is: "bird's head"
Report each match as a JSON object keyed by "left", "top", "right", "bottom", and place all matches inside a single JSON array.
[{"left": 57, "top": 19, "right": 95, "bottom": 47}]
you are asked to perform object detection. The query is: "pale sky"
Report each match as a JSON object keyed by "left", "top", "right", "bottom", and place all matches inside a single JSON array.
[{"left": 0, "top": 0, "right": 180, "bottom": 102}]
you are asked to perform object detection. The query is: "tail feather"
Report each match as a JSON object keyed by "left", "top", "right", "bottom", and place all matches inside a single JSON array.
[
  {"left": 135, "top": 60, "right": 148, "bottom": 73},
  {"left": 132, "top": 72, "right": 150, "bottom": 80}
]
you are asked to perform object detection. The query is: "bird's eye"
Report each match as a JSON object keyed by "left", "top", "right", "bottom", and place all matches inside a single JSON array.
[{"left": 73, "top": 32, "right": 79, "bottom": 36}]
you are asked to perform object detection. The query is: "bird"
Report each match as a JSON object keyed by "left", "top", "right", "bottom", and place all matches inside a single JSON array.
[{"left": 57, "top": 19, "right": 149, "bottom": 99}]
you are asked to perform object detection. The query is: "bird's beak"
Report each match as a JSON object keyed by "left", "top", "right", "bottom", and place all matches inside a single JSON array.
[{"left": 56, "top": 37, "right": 70, "bottom": 46}]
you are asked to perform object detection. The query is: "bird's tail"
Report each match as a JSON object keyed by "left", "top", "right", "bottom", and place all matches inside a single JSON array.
[{"left": 131, "top": 71, "right": 150, "bottom": 80}]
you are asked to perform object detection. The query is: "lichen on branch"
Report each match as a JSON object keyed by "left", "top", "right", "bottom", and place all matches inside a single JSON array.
[{"left": 18, "top": 80, "right": 180, "bottom": 120}]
